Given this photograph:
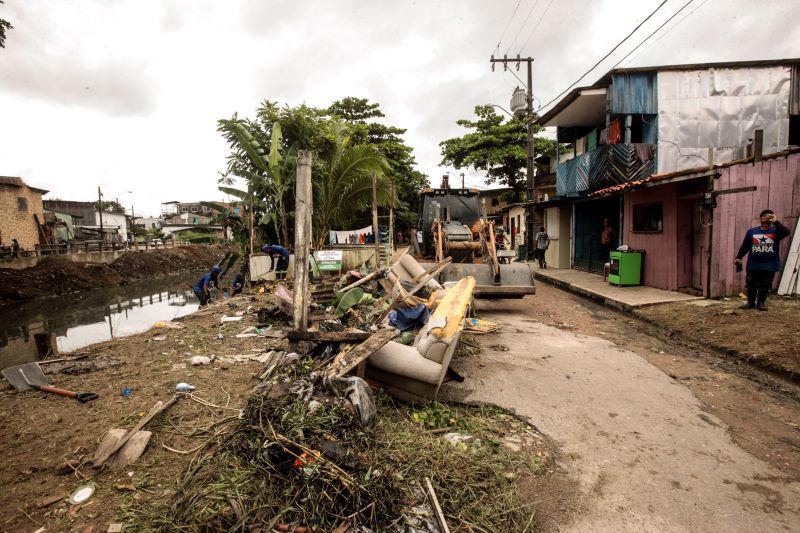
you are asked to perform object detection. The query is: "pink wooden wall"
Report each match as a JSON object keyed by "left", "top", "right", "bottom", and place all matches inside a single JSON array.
[
  {"left": 622, "top": 183, "right": 680, "bottom": 290},
  {"left": 710, "top": 153, "right": 800, "bottom": 297}
]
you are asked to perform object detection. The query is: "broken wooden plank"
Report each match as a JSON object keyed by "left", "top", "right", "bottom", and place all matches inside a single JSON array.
[
  {"left": 94, "top": 396, "right": 179, "bottom": 468},
  {"left": 330, "top": 328, "right": 398, "bottom": 378},
  {"left": 377, "top": 258, "right": 453, "bottom": 323},
  {"left": 337, "top": 268, "right": 387, "bottom": 294},
  {"left": 425, "top": 477, "right": 451, "bottom": 533},
  {"left": 286, "top": 330, "right": 371, "bottom": 342}
]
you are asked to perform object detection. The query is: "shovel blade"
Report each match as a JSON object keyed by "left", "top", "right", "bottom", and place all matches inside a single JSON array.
[
  {"left": 2, "top": 362, "right": 47, "bottom": 392},
  {"left": 94, "top": 429, "right": 153, "bottom": 470}
]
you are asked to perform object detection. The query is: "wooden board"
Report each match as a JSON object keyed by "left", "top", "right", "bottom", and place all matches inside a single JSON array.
[
  {"left": 778, "top": 221, "right": 800, "bottom": 295},
  {"left": 329, "top": 328, "right": 398, "bottom": 378},
  {"left": 286, "top": 330, "right": 371, "bottom": 342},
  {"left": 93, "top": 429, "right": 153, "bottom": 470}
]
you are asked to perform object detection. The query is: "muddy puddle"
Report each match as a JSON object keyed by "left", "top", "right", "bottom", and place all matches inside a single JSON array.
[{"left": 0, "top": 273, "right": 206, "bottom": 369}]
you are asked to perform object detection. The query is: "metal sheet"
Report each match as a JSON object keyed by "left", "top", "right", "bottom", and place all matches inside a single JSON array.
[
  {"left": 610, "top": 72, "right": 657, "bottom": 114},
  {"left": 657, "top": 66, "right": 791, "bottom": 173}
]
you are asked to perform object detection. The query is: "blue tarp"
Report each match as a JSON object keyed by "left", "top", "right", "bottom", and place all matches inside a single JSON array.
[{"left": 388, "top": 304, "right": 430, "bottom": 332}]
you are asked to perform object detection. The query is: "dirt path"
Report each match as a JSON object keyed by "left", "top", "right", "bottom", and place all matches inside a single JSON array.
[{"left": 443, "top": 286, "right": 800, "bottom": 532}]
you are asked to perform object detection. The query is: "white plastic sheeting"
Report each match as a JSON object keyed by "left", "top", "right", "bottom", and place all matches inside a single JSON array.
[{"left": 657, "top": 66, "right": 791, "bottom": 173}]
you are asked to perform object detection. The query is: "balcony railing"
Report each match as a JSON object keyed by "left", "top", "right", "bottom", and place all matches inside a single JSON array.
[{"left": 556, "top": 144, "right": 656, "bottom": 196}]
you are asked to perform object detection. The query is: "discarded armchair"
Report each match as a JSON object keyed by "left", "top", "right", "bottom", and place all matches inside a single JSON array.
[{"left": 366, "top": 276, "right": 476, "bottom": 402}]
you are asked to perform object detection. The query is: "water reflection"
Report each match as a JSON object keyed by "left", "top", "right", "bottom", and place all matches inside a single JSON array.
[{"left": 0, "top": 274, "right": 201, "bottom": 370}]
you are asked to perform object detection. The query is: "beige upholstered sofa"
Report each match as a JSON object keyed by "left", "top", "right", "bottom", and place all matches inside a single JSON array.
[{"left": 366, "top": 276, "right": 476, "bottom": 401}]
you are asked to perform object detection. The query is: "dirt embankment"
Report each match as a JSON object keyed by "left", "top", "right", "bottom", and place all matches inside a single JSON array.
[
  {"left": 635, "top": 296, "right": 800, "bottom": 379},
  {"left": 0, "top": 244, "right": 234, "bottom": 307}
]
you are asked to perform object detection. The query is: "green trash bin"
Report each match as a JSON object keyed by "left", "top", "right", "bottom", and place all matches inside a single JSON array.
[
  {"left": 517, "top": 244, "right": 527, "bottom": 262},
  {"left": 608, "top": 250, "right": 643, "bottom": 286}
]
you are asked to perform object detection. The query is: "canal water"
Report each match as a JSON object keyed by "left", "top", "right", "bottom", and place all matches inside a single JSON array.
[{"left": 0, "top": 273, "right": 205, "bottom": 370}]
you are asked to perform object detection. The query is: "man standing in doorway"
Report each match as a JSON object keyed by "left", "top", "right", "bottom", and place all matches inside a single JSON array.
[
  {"left": 600, "top": 218, "right": 617, "bottom": 259},
  {"left": 261, "top": 243, "right": 290, "bottom": 280},
  {"left": 735, "top": 209, "right": 791, "bottom": 311},
  {"left": 534, "top": 227, "right": 550, "bottom": 269}
]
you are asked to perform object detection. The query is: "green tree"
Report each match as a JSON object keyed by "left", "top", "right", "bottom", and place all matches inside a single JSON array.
[
  {"left": 439, "top": 105, "right": 557, "bottom": 201},
  {"left": 327, "top": 97, "right": 429, "bottom": 232},
  {"left": 0, "top": 1, "right": 12, "bottom": 49},
  {"left": 313, "top": 120, "right": 391, "bottom": 248},
  {"left": 95, "top": 200, "right": 126, "bottom": 214},
  {"left": 218, "top": 118, "right": 295, "bottom": 247}
]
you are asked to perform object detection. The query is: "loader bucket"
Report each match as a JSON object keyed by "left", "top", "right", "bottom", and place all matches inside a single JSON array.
[{"left": 422, "top": 262, "right": 536, "bottom": 299}]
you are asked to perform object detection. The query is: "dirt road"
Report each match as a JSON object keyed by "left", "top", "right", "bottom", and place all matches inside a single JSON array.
[{"left": 443, "top": 285, "right": 800, "bottom": 532}]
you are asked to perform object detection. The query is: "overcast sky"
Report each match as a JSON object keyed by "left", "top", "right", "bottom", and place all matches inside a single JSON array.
[{"left": 1, "top": 0, "right": 799, "bottom": 216}]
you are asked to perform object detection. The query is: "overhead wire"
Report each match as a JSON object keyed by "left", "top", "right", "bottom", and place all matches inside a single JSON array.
[
  {"left": 538, "top": 0, "right": 670, "bottom": 112},
  {"left": 517, "top": 0, "right": 557, "bottom": 53},
  {"left": 505, "top": 0, "right": 541, "bottom": 55},
  {"left": 618, "top": 0, "right": 706, "bottom": 68},
  {"left": 493, "top": 0, "right": 524, "bottom": 55}
]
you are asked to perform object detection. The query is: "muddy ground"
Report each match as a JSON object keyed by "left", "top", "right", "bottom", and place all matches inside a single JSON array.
[
  {"left": 0, "top": 244, "right": 234, "bottom": 307},
  {"left": 635, "top": 296, "right": 800, "bottom": 378}
]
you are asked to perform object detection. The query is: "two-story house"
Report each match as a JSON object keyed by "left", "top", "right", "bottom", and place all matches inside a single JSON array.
[{"left": 537, "top": 59, "right": 800, "bottom": 296}]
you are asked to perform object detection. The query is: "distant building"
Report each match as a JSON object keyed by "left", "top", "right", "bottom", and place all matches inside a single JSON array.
[
  {"left": 134, "top": 217, "right": 163, "bottom": 230},
  {"left": 0, "top": 176, "right": 48, "bottom": 250},
  {"left": 160, "top": 200, "right": 230, "bottom": 240},
  {"left": 42, "top": 200, "right": 128, "bottom": 242}
]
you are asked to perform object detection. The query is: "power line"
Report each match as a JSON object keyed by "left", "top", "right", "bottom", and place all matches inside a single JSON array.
[
  {"left": 517, "top": 0, "right": 556, "bottom": 53},
  {"left": 494, "top": 0, "right": 524, "bottom": 55},
  {"left": 539, "top": 0, "right": 669, "bottom": 112},
  {"left": 506, "top": 0, "right": 541, "bottom": 55},
  {"left": 619, "top": 0, "right": 706, "bottom": 68}
]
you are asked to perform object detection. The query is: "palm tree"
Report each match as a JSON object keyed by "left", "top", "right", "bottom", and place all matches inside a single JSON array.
[{"left": 313, "top": 121, "right": 393, "bottom": 248}]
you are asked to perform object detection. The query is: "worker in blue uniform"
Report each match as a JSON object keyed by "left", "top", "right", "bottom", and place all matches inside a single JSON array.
[{"left": 261, "top": 244, "right": 290, "bottom": 280}]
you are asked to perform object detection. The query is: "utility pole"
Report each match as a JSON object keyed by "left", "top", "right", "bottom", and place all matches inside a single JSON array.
[
  {"left": 460, "top": 172, "right": 465, "bottom": 189},
  {"left": 388, "top": 181, "right": 395, "bottom": 251},
  {"left": 490, "top": 54, "right": 535, "bottom": 203},
  {"left": 290, "top": 150, "right": 313, "bottom": 353},
  {"left": 97, "top": 186, "right": 104, "bottom": 244},
  {"left": 371, "top": 171, "right": 381, "bottom": 268}
]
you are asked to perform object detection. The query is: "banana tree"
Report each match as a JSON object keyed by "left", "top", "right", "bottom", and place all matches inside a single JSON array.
[{"left": 217, "top": 118, "right": 295, "bottom": 247}]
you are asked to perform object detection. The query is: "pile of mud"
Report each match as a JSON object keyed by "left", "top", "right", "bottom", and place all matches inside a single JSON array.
[{"left": 0, "top": 244, "right": 233, "bottom": 306}]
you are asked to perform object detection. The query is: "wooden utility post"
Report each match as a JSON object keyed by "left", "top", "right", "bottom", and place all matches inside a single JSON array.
[
  {"left": 97, "top": 186, "right": 104, "bottom": 245},
  {"left": 371, "top": 171, "right": 381, "bottom": 268},
  {"left": 290, "top": 150, "right": 313, "bottom": 351},
  {"left": 248, "top": 186, "right": 254, "bottom": 256},
  {"left": 388, "top": 181, "right": 395, "bottom": 252}
]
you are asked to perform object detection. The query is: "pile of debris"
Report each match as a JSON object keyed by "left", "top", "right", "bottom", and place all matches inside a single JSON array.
[{"left": 122, "top": 252, "right": 546, "bottom": 531}]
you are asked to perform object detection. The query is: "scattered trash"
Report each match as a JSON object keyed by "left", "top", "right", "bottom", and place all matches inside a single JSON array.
[
  {"left": 152, "top": 335, "right": 167, "bottom": 341},
  {"left": 463, "top": 317, "right": 499, "bottom": 333},
  {"left": 443, "top": 433, "right": 473, "bottom": 446},
  {"left": 152, "top": 321, "right": 183, "bottom": 329},
  {"left": 69, "top": 484, "right": 95, "bottom": 505},
  {"left": 175, "top": 383, "right": 196, "bottom": 392},
  {"left": 107, "top": 523, "right": 124, "bottom": 533},
  {"left": 120, "top": 388, "right": 133, "bottom": 398},
  {"left": 190, "top": 355, "right": 216, "bottom": 366},
  {"left": 221, "top": 316, "right": 244, "bottom": 323}
]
